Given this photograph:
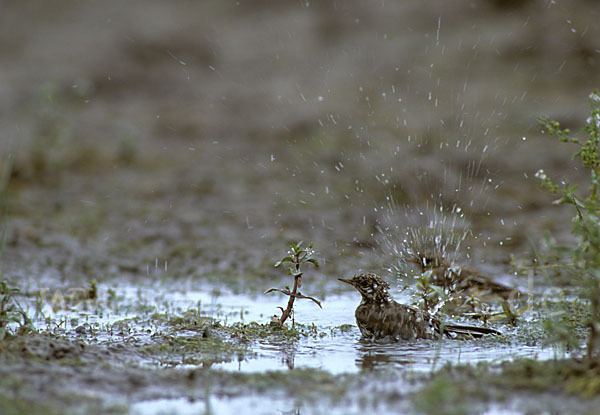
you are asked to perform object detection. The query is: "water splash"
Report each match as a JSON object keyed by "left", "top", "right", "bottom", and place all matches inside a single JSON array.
[
  {"left": 377, "top": 196, "right": 471, "bottom": 280},
  {"left": 373, "top": 138, "right": 498, "bottom": 285}
]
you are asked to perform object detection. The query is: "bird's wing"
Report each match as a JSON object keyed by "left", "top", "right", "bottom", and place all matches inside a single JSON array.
[{"left": 443, "top": 323, "right": 502, "bottom": 338}]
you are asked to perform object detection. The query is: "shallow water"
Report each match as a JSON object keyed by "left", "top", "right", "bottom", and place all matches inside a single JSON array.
[
  {"left": 205, "top": 289, "right": 554, "bottom": 374},
  {"left": 131, "top": 396, "right": 529, "bottom": 415},
  {"left": 28, "top": 280, "right": 558, "bottom": 375},
  {"left": 130, "top": 395, "right": 366, "bottom": 415}
]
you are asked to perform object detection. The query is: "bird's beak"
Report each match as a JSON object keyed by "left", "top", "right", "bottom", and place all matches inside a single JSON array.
[{"left": 338, "top": 278, "right": 354, "bottom": 286}]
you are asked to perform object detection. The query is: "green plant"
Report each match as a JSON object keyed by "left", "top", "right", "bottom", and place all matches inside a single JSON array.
[
  {"left": 265, "top": 241, "right": 321, "bottom": 326},
  {"left": 0, "top": 280, "right": 32, "bottom": 340},
  {"left": 414, "top": 270, "right": 444, "bottom": 314},
  {"left": 412, "top": 372, "right": 470, "bottom": 415},
  {"left": 536, "top": 90, "right": 600, "bottom": 358}
]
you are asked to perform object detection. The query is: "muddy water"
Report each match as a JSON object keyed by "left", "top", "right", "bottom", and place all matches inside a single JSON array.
[
  {"left": 131, "top": 395, "right": 366, "bottom": 415},
  {"left": 205, "top": 288, "right": 553, "bottom": 374},
  {"left": 38, "top": 279, "right": 551, "bottom": 415},
  {"left": 31, "top": 279, "right": 557, "bottom": 376}
]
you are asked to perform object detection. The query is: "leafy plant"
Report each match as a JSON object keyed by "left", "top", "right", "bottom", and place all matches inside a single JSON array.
[
  {"left": 265, "top": 241, "right": 321, "bottom": 326},
  {"left": 536, "top": 90, "right": 600, "bottom": 358},
  {"left": 0, "top": 280, "right": 32, "bottom": 340},
  {"left": 414, "top": 271, "right": 444, "bottom": 314}
]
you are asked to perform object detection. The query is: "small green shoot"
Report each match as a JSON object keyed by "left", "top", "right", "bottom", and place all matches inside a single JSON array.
[
  {"left": 414, "top": 270, "right": 444, "bottom": 314},
  {"left": 266, "top": 241, "right": 322, "bottom": 326}
]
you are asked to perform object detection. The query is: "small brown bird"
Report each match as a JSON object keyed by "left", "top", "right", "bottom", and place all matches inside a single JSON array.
[
  {"left": 339, "top": 273, "right": 501, "bottom": 340},
  {"left": 407, "top": 254, "right": 519, "bottom": 300}
]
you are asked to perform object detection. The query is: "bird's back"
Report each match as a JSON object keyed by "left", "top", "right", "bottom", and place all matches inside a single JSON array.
[{"left": 355, "top": 300, "right": 437, "bottom": 340}]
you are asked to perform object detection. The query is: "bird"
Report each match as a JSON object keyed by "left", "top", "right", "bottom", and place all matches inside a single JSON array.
[
  {"left": 339, "top": 273, "right": 501, "bottom": 340},
  {"left": 406, "top": 253, "right": 519, "bottom": 300}
]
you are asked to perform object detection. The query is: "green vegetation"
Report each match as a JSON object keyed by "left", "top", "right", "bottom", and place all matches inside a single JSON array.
[
  {"left": 0, "top": 396, "right": 63, "bottom": 415},
  {"left": 413, "top": 371, "right": 470, "bottom": 415},
  {"left": 0, "top": 158, "right": 34, "bottom": 341},
  {"left": 536, "top": 90, "right": 600, "bottom": 358},
  {"left": 416, "top": 357, "right": 600, "bottom": 405},
  {"left": 0, "top": 281, "right": 33, "bottom": 340},
  {"left": 413, "top": 270, "right": 445, "bottom": 314},
  {"left": 265, "top": 241, "right": 322, "bottom": 325}
]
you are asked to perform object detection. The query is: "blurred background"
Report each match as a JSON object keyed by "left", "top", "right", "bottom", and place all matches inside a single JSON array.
[{"left": 1, "top": 0, "right": 599, "bottom": 289}]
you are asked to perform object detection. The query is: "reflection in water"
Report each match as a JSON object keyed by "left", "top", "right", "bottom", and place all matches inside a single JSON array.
[
  {"left": 358, "top": 352, "right": 394, "bottom": 371},
  {"left": 354, "top": 336, "right": 554, "bottom": 373},
  {"left": 356, "top": 339, "right": 444, "bottom": 371},
  {"left": 279, "top": 340, "right": 296, "bottom": 370},
  {"left": 131, "top": 396, "right": 302, "bottom": 415}
]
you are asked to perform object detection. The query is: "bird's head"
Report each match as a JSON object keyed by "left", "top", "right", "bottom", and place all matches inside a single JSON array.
[{"left": 338, "top": 273, "right": 391, "bottom": 304}]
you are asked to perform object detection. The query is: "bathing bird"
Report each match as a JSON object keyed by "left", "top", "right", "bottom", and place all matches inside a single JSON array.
[
  {"left": 407, "top": 254, "right": 519, "bottom": 300},
  {"left": 339, "top": 273, "right": 501, "bottom": 340}
]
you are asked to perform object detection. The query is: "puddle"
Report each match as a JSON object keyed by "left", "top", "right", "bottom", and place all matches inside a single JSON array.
[
  {"left": 130, "top": 395, "right": 363, "bottom": 415},
  {"left": 23, "top": 279, "right": 559, "bottom": 375},
  {"left": 130, "top": 396, "right": 531, "bottom": 415}
]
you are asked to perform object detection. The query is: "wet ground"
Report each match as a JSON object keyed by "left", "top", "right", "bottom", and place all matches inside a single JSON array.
[
  {"left": 26, "top": 280, "right": 555, "bottom": 373},
  {"left": 2, "top": 1, "right": 600, "bottom": 414}
]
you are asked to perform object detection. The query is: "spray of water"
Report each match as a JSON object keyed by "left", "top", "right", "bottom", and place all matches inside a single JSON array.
[
  {"left": 374, "top": 138, "right": 496, "bottom": 285},
  {"left": 377, "top": 197, "right": 470, "bottom": 278}
]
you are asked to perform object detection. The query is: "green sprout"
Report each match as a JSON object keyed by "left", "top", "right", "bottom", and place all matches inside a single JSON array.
[
  {"left": 414, "top": 270, "right": 444, "bottom": 314},
  {"left": 265, "top": 241, "right": 321, "bottom": 326}
]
